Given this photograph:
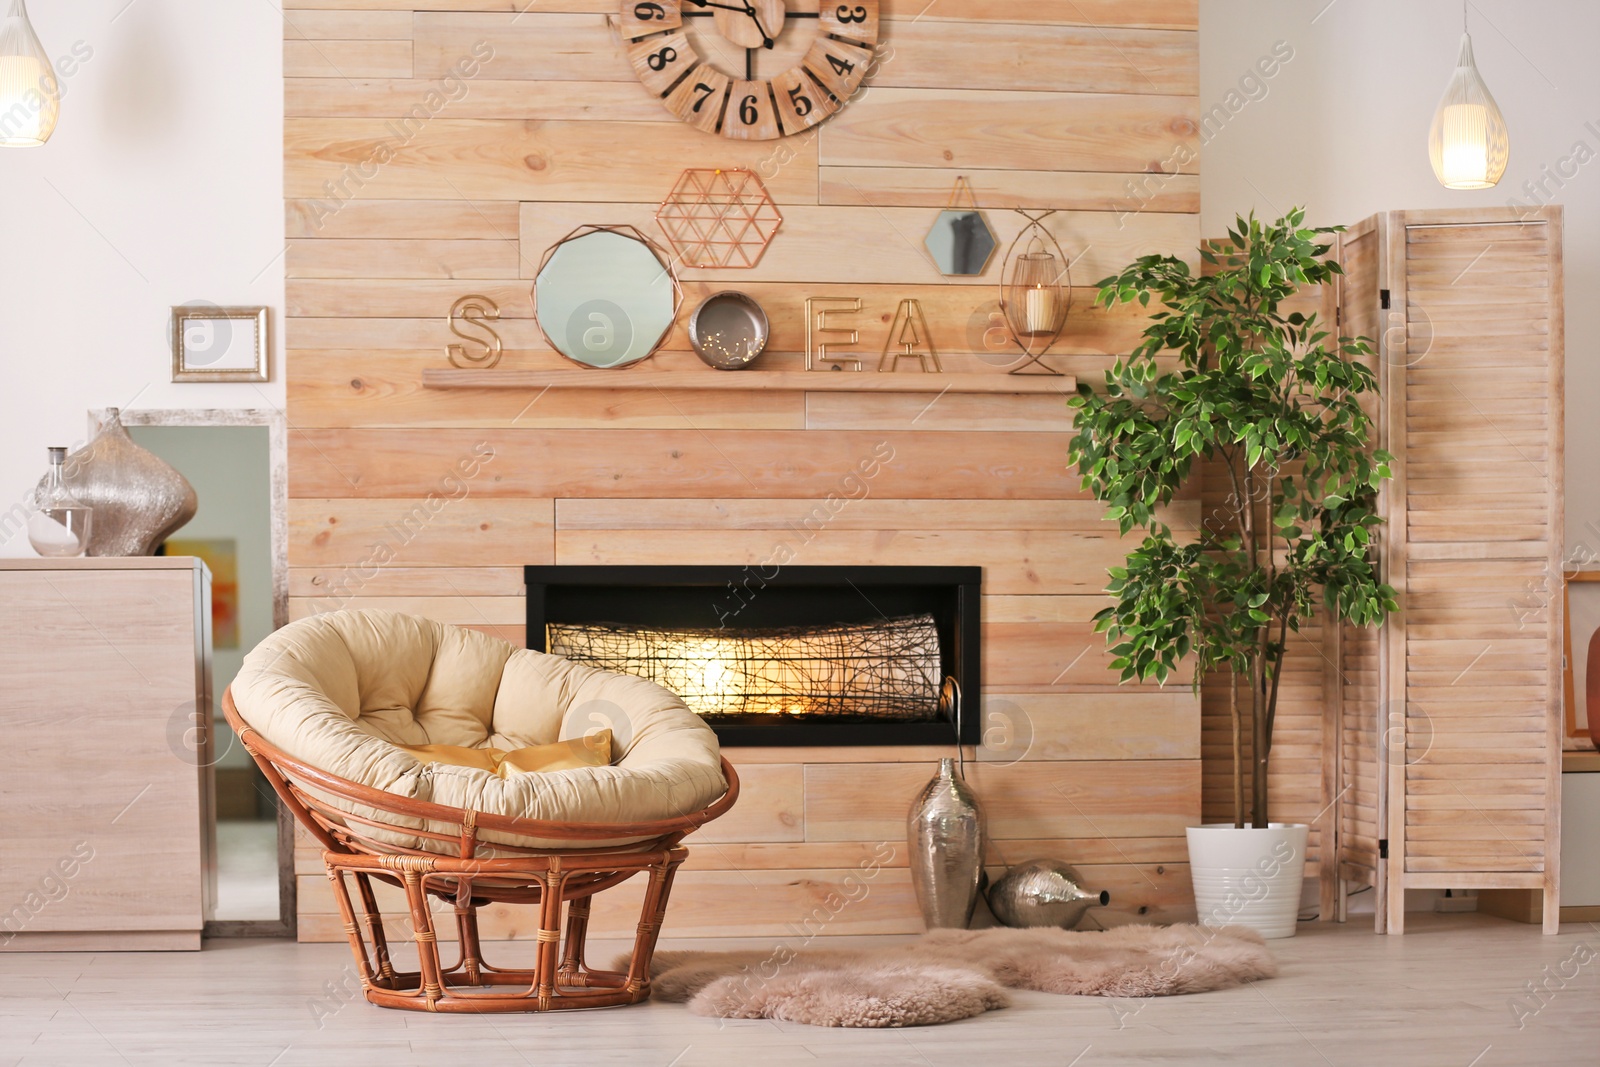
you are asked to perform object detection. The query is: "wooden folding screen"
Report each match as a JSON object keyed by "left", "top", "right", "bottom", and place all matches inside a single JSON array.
[{"left": 1332, "top": 206, "right": 1565, "bottom": 934}]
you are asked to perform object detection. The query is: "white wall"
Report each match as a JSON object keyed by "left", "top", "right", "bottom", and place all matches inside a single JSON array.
[
  {"left": 1200, "top": 0, "right": 1597, "bottom": 555},
  {"left": 0, "top": 1, "right": 283, "bottom": 557}
]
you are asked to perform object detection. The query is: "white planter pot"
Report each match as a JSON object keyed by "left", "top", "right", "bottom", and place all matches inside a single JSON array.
[{"left": 1185, "top": 823, "right": 1309, "bottom": 939}]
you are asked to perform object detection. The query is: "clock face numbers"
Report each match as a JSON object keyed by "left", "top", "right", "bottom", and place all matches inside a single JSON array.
[
  {"left": 619, "top": 1, "right": 682, "bottom": 39},
  {"left": 663, "top": 67, "right": 732, "bottom": 135},
  {"left": 626, "top": 32, "right": 698, "bottom": 97},
  {"left": 619, "top": 0, "right": 881, "bottom": 140},
  {"left": 771, "top": 65, "right": 837, "bottom": 134},
  {"left": 818, "top": 3, "right": 878, "bottom": 45},
  {"left": 723, "top": 79, "right": 781, "bottom": 140},
  {"left": 800, "top": 35, "right": 871, "bottom": 104}
]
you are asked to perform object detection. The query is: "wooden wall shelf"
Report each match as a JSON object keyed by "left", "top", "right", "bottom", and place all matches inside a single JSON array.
[{"left": 421, "top": 369, "right": 1078, "bottom": 395}]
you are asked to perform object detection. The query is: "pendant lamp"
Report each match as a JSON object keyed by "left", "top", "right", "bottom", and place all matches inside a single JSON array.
[
  {"left": 0, "top": 0, "right": 59, "bottom": 148},
  {"left": 1428, "top": 3, "right": 1508, "bottom": 189}
]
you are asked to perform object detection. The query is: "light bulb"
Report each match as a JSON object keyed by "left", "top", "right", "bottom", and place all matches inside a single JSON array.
[{"left": 0, "top": 0, "right": 59, "bottom": 148}]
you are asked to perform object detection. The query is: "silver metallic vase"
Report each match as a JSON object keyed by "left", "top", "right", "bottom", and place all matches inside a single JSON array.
[
  {"left": 43, "top": 409, "right": 198, "bottom": 556},
  {"left": 986, "top": 859, "right": 1110, "bottom": 930},
  {"left": 908, "top": 757, "right": 985, "bottom": 930}
]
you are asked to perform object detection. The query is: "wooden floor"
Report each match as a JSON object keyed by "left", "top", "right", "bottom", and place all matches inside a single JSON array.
[{"left": 2, "top": 915, "right": 1595, "bottom": 1066}]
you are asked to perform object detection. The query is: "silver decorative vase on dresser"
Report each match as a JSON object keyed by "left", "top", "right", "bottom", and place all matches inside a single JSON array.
[
  {"left": 42, "top": 408, "right": 198, "bottom": 556},
  {"left": 907, "top": 757, "right": 985, "bottom": 930}
]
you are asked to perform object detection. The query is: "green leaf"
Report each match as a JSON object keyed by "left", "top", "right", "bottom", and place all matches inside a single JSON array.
[{"left": 1064, "top": 207, "right": 1396, "bottom": 809}]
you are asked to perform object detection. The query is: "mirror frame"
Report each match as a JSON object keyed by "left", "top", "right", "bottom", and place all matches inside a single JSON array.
[{"left": 532, "top": 224, "right": 683, "bottom": 369}]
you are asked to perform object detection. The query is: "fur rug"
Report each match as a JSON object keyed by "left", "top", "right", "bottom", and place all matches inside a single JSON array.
[{"left": 628, "top": 924, "right": 1275, "bottom": 1028}]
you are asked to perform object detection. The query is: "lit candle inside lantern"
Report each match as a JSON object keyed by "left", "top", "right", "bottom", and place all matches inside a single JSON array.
[{"left": 1024, "top": 284, "right": 1056, "bottom": 335}]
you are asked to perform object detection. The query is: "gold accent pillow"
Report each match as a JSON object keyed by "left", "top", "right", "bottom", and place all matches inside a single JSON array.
[{"left": 396, "top": 730, "right": 611, "bottom": 778}]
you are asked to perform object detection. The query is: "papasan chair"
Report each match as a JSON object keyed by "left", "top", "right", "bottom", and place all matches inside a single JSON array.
[{"left": 223, "top": 609, "right": 739, "bottom": 1014}]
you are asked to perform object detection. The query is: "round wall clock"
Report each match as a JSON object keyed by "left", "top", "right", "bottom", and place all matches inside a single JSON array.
[{"left": 617, "top": 1, "right": 881, "bottom": 140}]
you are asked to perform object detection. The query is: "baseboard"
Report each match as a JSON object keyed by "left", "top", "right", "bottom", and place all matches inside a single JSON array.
[{"left": 0, "top": 930, "right": 201, "bottom": 952}]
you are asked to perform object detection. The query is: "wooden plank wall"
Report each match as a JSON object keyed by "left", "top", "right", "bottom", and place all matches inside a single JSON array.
[{"left": 284, "top": 0, "right": 1202, "bottom": 940}]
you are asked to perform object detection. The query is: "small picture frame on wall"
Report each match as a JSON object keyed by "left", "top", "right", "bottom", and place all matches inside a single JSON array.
[
  {"left": 1564, "top": 570, "right": 1600, "bottom": 750},
  {"left": 171, "top": 305, "right": 269, "bottom": 383}
]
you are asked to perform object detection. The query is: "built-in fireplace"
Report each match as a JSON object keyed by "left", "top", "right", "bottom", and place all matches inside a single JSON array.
[{"left": 524, "top": 566, "right": 980, "bottom": 746}]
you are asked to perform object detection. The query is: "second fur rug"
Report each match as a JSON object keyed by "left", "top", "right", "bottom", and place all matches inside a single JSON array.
[{"left": 637, "top": 924, "right": 1276, "bottom": 1028}]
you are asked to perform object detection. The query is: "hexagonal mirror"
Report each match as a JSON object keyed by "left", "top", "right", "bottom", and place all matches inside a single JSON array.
[
  {"left": 534, "top": 226, "right": 678, "bottom": 368},
  {"left": 924, "top": 209, "right": 998, "bottom": 276}
]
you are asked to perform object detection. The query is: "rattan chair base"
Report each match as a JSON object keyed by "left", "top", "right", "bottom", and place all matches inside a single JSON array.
[
  {"left": 326, "top": 851, "right": 683, "bottom": 1014},
  {"left": 221, "top": 687, "right": 739, "bottom": 1015}
]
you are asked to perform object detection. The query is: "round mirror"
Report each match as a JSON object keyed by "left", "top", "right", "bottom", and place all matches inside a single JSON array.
[
  {"left": 534, "top": 225, "right": 679, "bottom": 368},
  {"left": 924, "top": 209, "right": 999, "bottom": 276}
]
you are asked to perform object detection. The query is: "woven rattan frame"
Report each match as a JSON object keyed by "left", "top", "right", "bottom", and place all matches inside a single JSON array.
[{"left": 222, "top": 688, "right": 739, "bottom": 1013}]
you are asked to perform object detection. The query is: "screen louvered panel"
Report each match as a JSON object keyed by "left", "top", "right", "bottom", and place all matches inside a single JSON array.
[
  {"left": 1334, "top": 209, "right": 1561, "bottom": 934},
  {"left": 1338, "top": 622, "right": 1382, "bottom": 883},
  {"left": 1398, "top": 218, "right": 1558, "bottom": 880},
  {"left": 1333, "top": 220, "right": 1385, "bottom": 899}
]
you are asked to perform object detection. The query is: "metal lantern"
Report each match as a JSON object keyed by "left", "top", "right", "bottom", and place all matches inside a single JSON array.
[
  {"left": 1428, "top": 6, "right": 1508, "bottom": 190},
  {"left": 998, "top": 210, "right": 1072, "bottom": 376}
]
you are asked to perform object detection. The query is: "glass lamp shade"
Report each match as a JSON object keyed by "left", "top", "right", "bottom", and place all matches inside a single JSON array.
[
  {"left": 0, "top": 0, "right": 59, "bottom": 148},
  {"left": 1428, "top": 33, "right": 1507, "bottom": 190}
]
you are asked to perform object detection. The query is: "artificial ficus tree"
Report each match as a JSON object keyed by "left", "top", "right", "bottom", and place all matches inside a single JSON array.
[{"left": 1068, "top": 209, "right": 1398, "bottom": 829}]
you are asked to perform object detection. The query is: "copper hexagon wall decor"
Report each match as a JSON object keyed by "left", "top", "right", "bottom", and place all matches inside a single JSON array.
[{"left": 656, "top": 168, "right": 783, "bottom": 269}]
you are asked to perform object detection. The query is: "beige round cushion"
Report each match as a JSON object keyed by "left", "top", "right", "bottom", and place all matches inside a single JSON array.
[{"left": 229, "top": 609, "right": 726, "bottom": 852}]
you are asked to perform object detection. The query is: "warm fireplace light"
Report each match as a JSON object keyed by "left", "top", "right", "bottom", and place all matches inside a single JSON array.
[
  {"left": 677, "top": 638, "right": 745, "bottom": 710},
  {"left": 548, "top": 616, "right": 943, "bottom": 721},
  {"left": 668, "top": 635, "right": 860, "bottom": 718}
]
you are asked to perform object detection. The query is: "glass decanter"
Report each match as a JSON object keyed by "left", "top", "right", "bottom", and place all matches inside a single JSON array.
[{"left": 28, "top": 446, "right": 93, "bottom": 557}]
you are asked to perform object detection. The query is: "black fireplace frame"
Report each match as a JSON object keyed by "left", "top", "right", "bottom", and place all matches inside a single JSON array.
[{"left": 524, "top": 565, "right": 981, "bottom": 747}]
